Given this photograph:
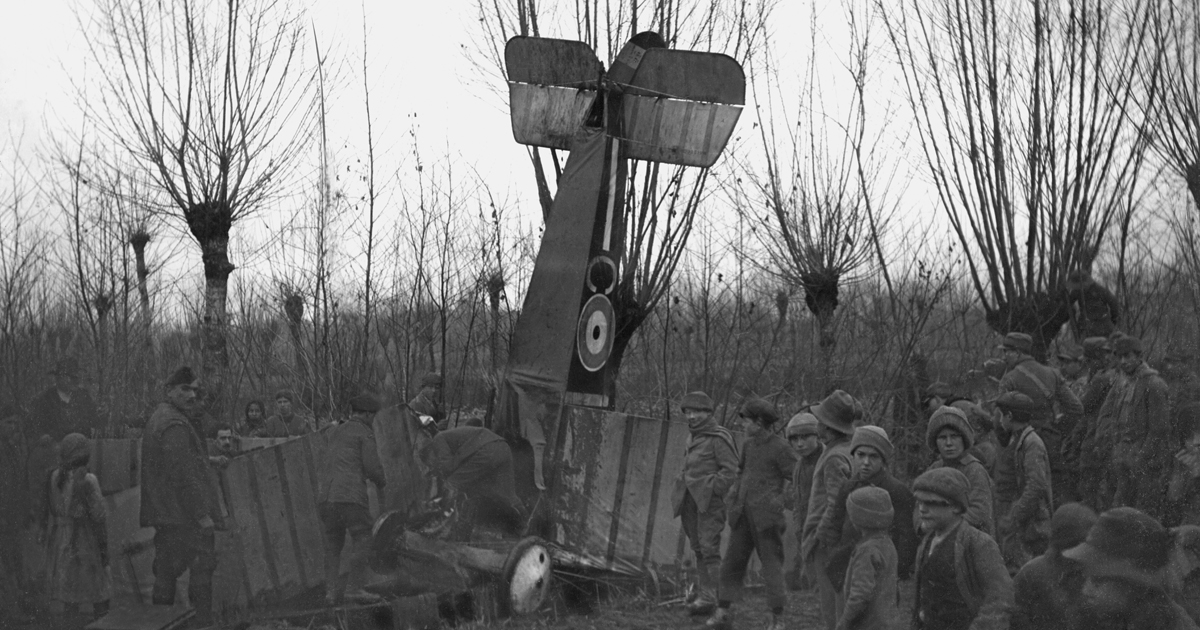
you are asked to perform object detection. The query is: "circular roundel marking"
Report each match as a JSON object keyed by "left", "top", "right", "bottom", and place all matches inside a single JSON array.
[
  {"left": 503, "top": 537, "right": 554, "bottom": 616},
  {"left": 585, "top": 256, "right": 618, "bottom": 295},
  {"left": 576, "top": 294, "right": 615, "bottom": 372}
]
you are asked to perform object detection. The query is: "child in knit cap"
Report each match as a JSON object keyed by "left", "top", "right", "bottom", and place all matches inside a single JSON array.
[{"left": 836, "top": 486, "right": 898, "bottom": 630}]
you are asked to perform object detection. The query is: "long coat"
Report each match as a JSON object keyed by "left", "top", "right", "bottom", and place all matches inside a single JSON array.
[
  {"left": 838, "top": 532, "right": 898, "bottom": 630},
  {"left": 42, "top": 470, "right": 111, "bottom": 604},
  {"left": 726, "top": 433, "right": 796, "bottom": 532},
  {"left": 671, "top": 427, "right": 738, "bottom": 516},
  {"left": 802, "top": 435, "right": 853, "bottom": 561},
  {"left": 140, "top": 402, "right": 219, "bottom": 528}
]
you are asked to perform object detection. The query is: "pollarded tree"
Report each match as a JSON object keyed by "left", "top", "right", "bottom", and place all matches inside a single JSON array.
[
  {"left": 77, "top": 0, "right": 314, "bottom": 407},
  {"left": 879, "top": 0, "right": 1152, "bottom": 357}
]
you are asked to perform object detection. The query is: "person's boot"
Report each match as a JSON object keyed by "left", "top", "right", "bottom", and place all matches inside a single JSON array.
[
  {"left": 687, "top": 565, "right": 717, "bottom": 616},
  {"left": 765, "top": 611, "right": 786, "bottom": 630},
  {"left": 705, "top": 607, "right": 732, "bottom": 630}
]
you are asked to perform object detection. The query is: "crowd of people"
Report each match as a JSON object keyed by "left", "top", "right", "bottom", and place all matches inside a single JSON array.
[
  {"left": 0, "top": 361, "right": 530, "bottom": 629},
  {"left": 675, "top": 330, "right": 1200, "bottom": 630}
]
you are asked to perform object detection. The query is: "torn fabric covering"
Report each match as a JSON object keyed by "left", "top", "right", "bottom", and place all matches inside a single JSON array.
[{"left": 495, "top": 128, "right": 610, "bottom": 488}]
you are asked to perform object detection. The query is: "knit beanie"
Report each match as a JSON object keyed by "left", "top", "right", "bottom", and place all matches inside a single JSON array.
[
  {"left": 850, "top": 425, "right": 894, "bottom": 464},
  {"left": 59, "top": 433, "right": 91, "bottom": 468},
  {"left": 680, "top": 391, "right": 715, "bottom": 412},
  {"left": 913, "top": 467, "right": 971, "bottom": 512},
  {"left": 927, "top": 406, "right": 976, "bottom": 451},
  {"left": 846, "top": 486, "right": 894, "bottom": 531},
  {"left": 785, "top": 412, "right": 820, "bottom": 438},
  {"left": 1050, "top": 502, "right": 1099, "bottom": 554}
]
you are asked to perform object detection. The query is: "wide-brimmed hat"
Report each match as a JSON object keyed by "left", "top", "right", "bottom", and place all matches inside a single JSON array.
[
  {"left": 785, "top": 412, "right": 820, "bottom": 438},
  {"left": 1050, "top": 502, "right": 1098, "bottom": 554},
  {"left": 999, "top": 332, "right": 1033, "bottom": 354},
  {"left": 812, "top": 390, "right": 857, "bottom": 435},
  {"left": 927, "top": 406, "right": 975, "bottom": 452},
  {"left": 680, "top": 391, "right": 715, "bottom": 412},
  {"left": 1063, "top": 507, "right": 1173, "bottom": 588},
  {"left": 850, "top": 425, "right": 894, "bottom": 463}
]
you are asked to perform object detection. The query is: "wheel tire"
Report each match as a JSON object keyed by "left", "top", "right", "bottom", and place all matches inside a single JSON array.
[{"left": 500, "top": 536, "right": 553, "bottom": 616}]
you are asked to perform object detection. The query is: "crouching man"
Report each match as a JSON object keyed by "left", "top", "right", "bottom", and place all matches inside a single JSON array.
[{"left": 419, "top": 425, "right": 525, "bottom": 538}]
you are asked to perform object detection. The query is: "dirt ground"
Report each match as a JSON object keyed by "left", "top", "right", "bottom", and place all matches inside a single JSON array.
[{"left": 457, "top": 581, "right": 917, "bottom": 630}]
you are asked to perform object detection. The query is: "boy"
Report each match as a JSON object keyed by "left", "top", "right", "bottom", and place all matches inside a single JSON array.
[
  {"left": 912, "top": 467, "right": 1013, "bottom": 630},
  {"left": 836, "top": 486, "right": 897, "bottom": 630},
  {"left": 707, "top": 398, "right": 796, "bottom": 630},
  {"left": 994, "top": 391, "right": 1053, "bottom": 572},
  {"left": 927, "top": 406, "right": 996, "bottom": 536}
]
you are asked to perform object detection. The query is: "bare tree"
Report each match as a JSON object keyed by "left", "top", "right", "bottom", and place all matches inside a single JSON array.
[
  {"left": 879, "top": 0, "right": 1152, "bottom": 356},
  {"left": 77, "top": 0, "right": 314, "bottom": 408},
  {"left": 1138, "top": 0, "right": 1200, "bottom": 213},
  {"left": 735, "top": 4, "right": 894, "bottom": 356}
]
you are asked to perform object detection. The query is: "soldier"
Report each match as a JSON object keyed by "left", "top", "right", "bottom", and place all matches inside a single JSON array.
[
  {"left": 419, "top": 425, "right": 526, "bottom": 538},
  {"left": 800, "top": 390, "right": 858, "bottom": 630},
  {"left": 706, "top": 398, "right": 795, "bottom": 630},
  {"left": 784, "top": 411, "right": 823, "bottom": 590},
  {"left": 140, "top": 367, "right": 222, "bottom": 628},
  {"left": 1073, "top": 337, "right": 1119, "bottom": 509},
  {"left": 29, "top": 357, "right": 101, "bottom": 441},
  {"left": 411, "top": 373, "right": 446, "bottom": 429},
  {"left": 998, "top": 332, "right": 1083, "bottom": 502},
  {"left": 671, "top": 391, "right": 738, "bottom": 615},
  {"left": 994, "top": 392, "right": 1054, "bottom": 573},
  {"left": 1164, "top": 349, "right": 1200, "bottom": 450},
  {"left": 264, "top": 390, "right": 315, "bottom": 437},
  {"left": 1109, "top": 335, "right": 1172, "bottom": 520},
  {"left": 319, "top": 393, "right": 387, "bottom": 605}
]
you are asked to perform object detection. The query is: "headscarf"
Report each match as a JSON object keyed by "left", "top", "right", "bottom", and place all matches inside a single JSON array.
[{"left": 56, "top": 433, "right": 91, "bottom": 491}]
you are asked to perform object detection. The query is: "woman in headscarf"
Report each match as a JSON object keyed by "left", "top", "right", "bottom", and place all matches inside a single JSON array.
[{"left": 39, "top": 433, "right": 111, "bottom": 623}]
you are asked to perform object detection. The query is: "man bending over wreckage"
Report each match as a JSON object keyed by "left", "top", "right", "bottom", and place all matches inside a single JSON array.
[{"left": 419, "top": 425, "right": 526, "bottom": 538}]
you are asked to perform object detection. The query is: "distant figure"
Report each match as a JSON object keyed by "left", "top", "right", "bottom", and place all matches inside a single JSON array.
[
  {"left": 1170, "top": 404, "right": 1200, "bottom": 526},
  {"left": 264, "top": 390, "right": 315, "bottom": 437},
  {"left": 419, "top": 425, "right": 525, "bottom": 537},
  {"left": 236, "top": 400, "right": 269, "bottom": 438},
  {"left": 670, "top": 391, "right": 737, "bottom": 616},
  {"left": 1064, "top": 507, "right": 1196, "bottom": 630},
  {"left": 29, "top": 358, "right": 101, "bottom": 441},
  {"left": 1011, "top": 503, "right": 1098, "bottom": 630},
  {"left": 412, "top": 373, "right": 446, "bottom": 429},
  {"left": 140, "top": 367, "right": 222, "bottom": 628},
  {"left": 208, "top": 423, "right": 238, "bottom": 464},
  {"left": 39, "top": 433, "right": 111, "bottom": 624},
  {"left": 0, "top": 406, "right": 31, "bottom": 626},
  {"left": 1065, "top": 269, "right": 1121, "bottom": 339},
  {"left": 1164, "top": 349, "right": 1200, "bottom": 451},
  {"left": 319, "top": 393, "right": 386, "bottom": 605},
  {"left": 1072, "top": 337, "right": 1118, "bottom": 509},
  {"left": 1109, "top": 335, "right": 1171, "bottom": 520}
]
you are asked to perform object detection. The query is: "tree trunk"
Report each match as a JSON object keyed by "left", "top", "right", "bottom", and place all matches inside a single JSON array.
[
  {"left": 1187, "top": 161, "right": 1200, "bottom": 215},
  {"left": 184, "top": 201, "right": 235, "bottom": 415}
]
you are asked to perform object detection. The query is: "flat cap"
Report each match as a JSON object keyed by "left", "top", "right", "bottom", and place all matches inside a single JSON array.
[
  {"left": 1112, "top": 335, "right": 1144, "bottom": 355},
  {"left": 165, "top": 366, "right": 197, "bottom": 388},
  {"left": 994, "top": 391, "right": 1037, "bottom": 413},
  {"left": 349, "top": 393, "right": 381, "bottom": 413},
  {"left": 680, "top": 391, "right": 715, "bottom": 412},
  {"left": 1000, "top": 332, "right": 1033, "bottom": 354}
]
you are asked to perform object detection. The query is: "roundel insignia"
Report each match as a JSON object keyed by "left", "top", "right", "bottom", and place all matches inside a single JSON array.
[
  {"left": 586, "top": 256, "right": 618, "bottom": 295},
  {"left": 576, "top": 294, "right": 615, "bottom": 372}
]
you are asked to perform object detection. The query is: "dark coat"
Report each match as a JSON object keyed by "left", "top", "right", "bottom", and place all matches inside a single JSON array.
[
  {"left": 140, "top": 401, "right": 219, "bottom": 527},
  {"left": 1011, "top": 553, "right": 1085, "bottom": 630},
  {"left": 672, "top": 426, "right": 738, "bottom": 516},
  {"left": 727, "top": 433, "right": 796, "bottom": 532},
  {"left": 913, "top": 521, "right": 1013, "bottom": 630},
  {"left": 319, "top": 419, "right": 386, "bottom": 508},
  {"left": 29, "top": 386, "right": 100, "bottom": 441},
  {"left": 825, "top": 468, "right": 919, "bottom": 580}
]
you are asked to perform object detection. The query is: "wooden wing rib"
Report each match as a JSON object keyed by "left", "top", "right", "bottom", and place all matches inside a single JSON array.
[{"left": 505, "top": 37, "right": 602, "bottom": 149}]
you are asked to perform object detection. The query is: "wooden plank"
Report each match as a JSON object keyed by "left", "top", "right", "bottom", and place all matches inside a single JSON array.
[
  {"left": 600, "top": 414, "right": 635, "bottom": 566},
  {"left": 612, "top": 417, "right": 660, "bottom": 564},
  {"left": 222, "top": 456, "right": 275, "bottom": 603},
  {"left": 211, "top": 530, "right": 249, "bottom": 612},
  {"left": 277, "top": 437, "right": 325, "bottom": 592},
  {"left": 247, "top": 451, "right": 301, "bottom": 596},
  {"left": 85, "top": 604, "right": 192, "bottom": 630},
  {"left": 648, "top": 419, "right": 690, "bottom": 567}
]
